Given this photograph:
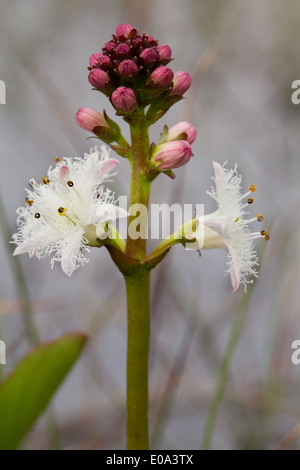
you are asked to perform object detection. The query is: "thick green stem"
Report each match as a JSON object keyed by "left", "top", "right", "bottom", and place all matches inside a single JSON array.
[
  {"left": 123, "top": 114, "right": 151, "bottom": 450},
  {"left": 125, "top": 268, "right": 150, "bottom": 450}
]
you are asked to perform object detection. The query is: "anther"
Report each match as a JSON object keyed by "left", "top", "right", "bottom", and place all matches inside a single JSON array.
[
  {"left": 55, "top": 157, "right": 62, "bottom": 164},
  {"left": 43, "top": 176, "right": 50, "bottom": 184},
  {"left": 248, "top": 184, "right": 256, "bottom": 192},
  {"left": 264, "top": 234, "right": 270, "bottom": 241},
  {"left": 67, "top": 181, "right": 74, "bottom": 187},
  {"left": 58, "top": 207, "right": 67, "bottom": 214},
  {"left": 34, "top": 213, "right": 41, "bottom": 219},
  {"left": 247, "top": 198, "right": 254, "bottom": 204},
  {"left": 260, "top": 230, "right": 267, "bottom": 236},
  {"left": 29, "top": 179, "right": 35, "bottom": 188},
  {"left": 26, "top": 198, "right": 34, "bottom": 206},
  {"left": 257, "top": 214, "right": 263, "bottom": 222}
]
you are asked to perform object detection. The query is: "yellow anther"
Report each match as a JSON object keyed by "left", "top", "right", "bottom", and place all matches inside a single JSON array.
[
  {"left": 257, "top": 214, "right": 263, "bottom": 222},
  {"left": 55, "top": 157, "right": 62, "bottom": 164},
  {"left": 43, "top": 176, "right": 51, "bottom": 184},
  {"left": 260, "top": 229, "right": 267, "bottom": 236},
  {"left": 248, "top": 184, "right": 256, "bottom": 192},
  {"left": 264, "top": 234, "right": 270, "bottom": 241},
  {"left": 58, "top": 207, "right": 67, "bottom": 215},
  {"left": 34, "top": 213, "right": 41, "bottom": 219},
  {"left": 67, "top": 181, "right": 74, "bottom": 187},
  {"left": 26, "top": 198, "right": 34, "bottom": 206},
  {"left": 247, "top": 198, "right": 254, "bottom": 204}
]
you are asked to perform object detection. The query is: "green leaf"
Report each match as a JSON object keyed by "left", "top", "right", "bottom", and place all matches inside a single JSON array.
[{"left": 0, "top": 333, "right": 87, "bottom": 450}]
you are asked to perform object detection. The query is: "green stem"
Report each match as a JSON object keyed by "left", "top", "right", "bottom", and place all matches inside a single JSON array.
[
  {"left": 201, "top": 286, "right": 253, "bottom": 450},
  {"left": 125, "top": 268, "right": 150, "bottom": 450}
]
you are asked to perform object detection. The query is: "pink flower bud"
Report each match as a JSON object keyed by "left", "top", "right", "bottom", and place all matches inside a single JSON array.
[
  {"left": 76, "top": 107, "right": 109, "bottom": 132},
  {"left": 89, "top": 53, "right": 102, "bottom": 68},
  {"left": 157, "top": 44, "right": 172, "bottom": 61},
  {"left": 140, "top": 47, "right": 157, "bottom": 65},
  {"left": 167, "top": 121, "right": 197, "bottom": 144},
  {"left": 111, "top": 87, "right": 138, "bottom": 113},
  {"left": 170, "top": 71, "right": 191, "bottom": 96},
  {"left": 103, "top": 41, "right": 116, "bottom": 54},
  {"left": 151, "top": 140, "right": 193, "bottom": 170},
  {"left": 149, "top": 66, "right": 174, "bottom": 88},
  {"left": 116, "top": 23, "right": 135, "bottom": 40},
  {"left": 116, "top": 43, "right": 131, "bottom": 58},
  {"left": 118, "top": 59, "right": 138, "bottom": 78},
  {"left": 94, "top": 53, "right": 112, "bottom": 69},
  {"left": 88, "top": 68, "right": 109, "bottom": 90}
]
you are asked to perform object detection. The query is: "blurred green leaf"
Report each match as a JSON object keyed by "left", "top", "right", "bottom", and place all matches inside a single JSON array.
[{"left": 0, "top": 333, "right": 87, "bottom": 450}]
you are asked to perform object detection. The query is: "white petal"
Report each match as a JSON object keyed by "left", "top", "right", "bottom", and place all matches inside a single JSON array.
[
  {"left": 96, "top": 203, "right": 128, "bottom": 222},
  {"left": 13, "top": 240, "right": 37, "bottom": 255},
  {"left": 212, "top": 161, "right": 226, "bottom": 196},
  {"left": 99, "top": 159, "right": 119, "bottom": 180},
  {"left": 60, "top": 234, "right": 83, "bottom": 277}
]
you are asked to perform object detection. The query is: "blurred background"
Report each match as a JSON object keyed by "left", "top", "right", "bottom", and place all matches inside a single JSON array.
[{"left": 0, "top": 0, "right": 300, "bottom": 450}]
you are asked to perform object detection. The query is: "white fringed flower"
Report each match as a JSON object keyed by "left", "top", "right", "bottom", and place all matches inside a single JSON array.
[
  {"left": 12, "top": 146, "right": 127, "bottom": 276},
  {"left": 187, "top": 161, "right": 269, "bottom": 292}
]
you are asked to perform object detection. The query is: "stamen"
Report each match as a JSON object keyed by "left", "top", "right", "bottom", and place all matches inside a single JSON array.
[
  {"left": 264, "top": 234, "right": 270, "bottom": 241},
  {"left": 34, "top": 213, "right": 41, "bottom": 219},
  {"left": 257, "top": 214, "right": 263, "bottom": 222},
  {"left": 67, "top": 181, "right": 74, "bottom": 187},
  {"left": 260, "top": 229, "right": 267, "bottom": 236},
  {"left": 43, "top": 176, "right": 51, "bottom": 184},
  {"left": 55, "top": 157, "right": 62, "bottom": 164},
  {"left": 26, "top": 198, "right": 34, "bottom": 206},
  {"left": 247, "top": 198, "right": 254, "bottom": 204},
  {"left": 248, "top": 184, "right": 256, "bottom": 192},
  {"left": 58, "top": 207, "right": 67, "bottom": 215}
]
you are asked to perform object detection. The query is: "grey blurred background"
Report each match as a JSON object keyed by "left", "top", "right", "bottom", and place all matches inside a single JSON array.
[{"left": 0, "top": 0, "right": 300, "bottom": 450}]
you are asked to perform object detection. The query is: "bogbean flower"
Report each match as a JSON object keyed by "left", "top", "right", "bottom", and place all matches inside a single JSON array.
[
  {"left": 185, "top": 162, "right": 269, "bottom": 292},
  {"left": 12, "top": 146, "right": 127, "bottom": 276}
]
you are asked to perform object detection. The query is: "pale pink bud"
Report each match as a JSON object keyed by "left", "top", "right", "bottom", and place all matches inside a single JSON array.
[
  {"left": 111, "top": 87, "right": 137, "bottom": 113},
  {"left": 116, "top": 23, "right": 135, "bottom": 40},
  {"left": 89, "top": 53, "right": 102, "bottom": 68},
  {"left": 167, "top": 121, "right": 197, "bottom": 144},
  {"left": 140, "top": 47, "right": 157, "bottom": 65},
  {"left": 88, "top": 68, "right": 109, "bottom": 90},
  {"left": 170, "top": 71, "right": 191, "bottom": 96},
  {"left": 76, "top": 107, "right": 109, "bottom": 132},
  {"left": 149, "top": 66, "right": 174, "bottom": 88},
  {"left": 151, "top": 140, "right": 193, "bottom": 170},
  {"left": 118, "top": 59, "right": 138, "bottom": 78},
  {"left": 157, "top": 44, "right": 172, "bottom": 61}
]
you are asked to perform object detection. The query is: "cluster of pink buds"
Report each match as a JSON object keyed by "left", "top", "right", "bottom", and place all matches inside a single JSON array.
[{"left": 87, "top": 23, "right": 191, "bottom": 118}]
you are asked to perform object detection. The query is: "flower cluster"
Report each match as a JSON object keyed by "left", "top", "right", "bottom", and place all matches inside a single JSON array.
[
  {"left": 12, "top": 146, "right": 127, "bottom": 276},
  {"left": 88, "top": 23, "right": 191, "bottom": 116}
]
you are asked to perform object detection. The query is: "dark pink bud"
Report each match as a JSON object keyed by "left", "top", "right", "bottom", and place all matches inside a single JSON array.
[
  {"left": 144, "top": 35, "right": 158, "bottom": 46},
  {"left": 76, "top": 107, "right": 109, "bottom": 132},
  {"left": 157, "top": 44, "right": 172, "bottom": 61},
  {"left": 95, "top": 53, "right": 112, "bottom": 70},
  {"left": 167, "top": 121, "right": 197, "bottom": 145},
  {"left": 151, "top": 140, "right": 193, "bottom": 170},
  {"left": 88, "top": 68, "right": 109, "bottom": 90},
  {"left": 118, "top": 59, "right": 138, "bottom": 78},
  {"left": 116, "top": 43, "right": 131, "bottom": 58},
  {"left": 149, "top": 66, "right": 174, "bottom": 88},
  {"left": 116, "top": 23, "right": 135, "bottom": 40},
  {"left": 111, "top": 87, "right": 137, "bottom": 113},
  {"left": 133, "top": 37, "right": 143, "bottom": 49},
  {"left": 170, "top": 71, "right": 191, "bottom": 96},
  {"left": 140, "top": 47, "right": 157, "bottom": 65},
  {"left": 103, "top": 40, "right": 116, "bottom": 54},
  {"left": 89, "top": 53, "right": 102, "bottom": 68}
]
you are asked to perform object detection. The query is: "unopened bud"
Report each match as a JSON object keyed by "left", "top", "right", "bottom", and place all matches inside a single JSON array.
[
  {"left": 157, "top": 44, "right": 172, "bottom": 62},
  {"left": 76, "top": 107, "right": 109, "bottom": 132},
  {"left": 103, "top": 41, "right": 116, "bottom": 54},
  {"left": 111, "top": 87, "right": 138, "bottom": 113},
  {"left": 116, "top": 23, "right": 136, "bottom": 40},
  {"left": 170, "top": 71, "right": 191, "bottom": 96},
  {"left": 89, "top": 53, "right": 103, "bottom": 68},
  {"left": 88, "top": 68, "right": 109, "bottom": 91},
  {"left": 149, "top": 66, "right": 174, "bottom": 88},
  {"left": 140, "top": 47, "right": 157, "bottom": 65},
  {"left": 166, "top": 121, "right": 197, "bottom": 145},
  {"left": 150, "top": 140, "right": 193, "bottom": 170},
  {"left": 94, "top": 53, "right": 112, "bottom": 70},
  {"left": 118, "top": 59, "right": 138, "bottom": 78},
  {"left": 116, "top": 43, "right": 131, "bottom": 58}
]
